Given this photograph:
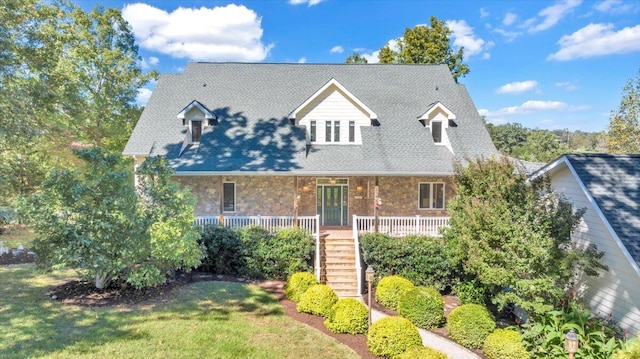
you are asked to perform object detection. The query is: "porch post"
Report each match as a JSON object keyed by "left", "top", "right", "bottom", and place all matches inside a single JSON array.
[
  {"left": 219, "top": 178, "right": 224, "bottom": 225},
  {"left": 374, "top": 176, "right": 379, "bottom": 233},
  {"left": 293, "top": 176, "right": 299, "bottom": 228}
]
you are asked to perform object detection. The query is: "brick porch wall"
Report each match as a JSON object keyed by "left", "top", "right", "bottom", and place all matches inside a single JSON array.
[{"left": 174, "top": 175, "right": 455, "bottom": 220}]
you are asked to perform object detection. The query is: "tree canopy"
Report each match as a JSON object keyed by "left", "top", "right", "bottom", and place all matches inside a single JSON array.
[
  {"left": 345, "top": 52, "right": 368, "bottom": 64},
  {"left": 378, "top": 16, "right": 469, "bottom": 82},
  {"left": 0, "top": 1, "right": 154, "bottom": 207},
  {"left": 607, "top": 68, "right": 640, "bottom": 153},
  {"left": 444, "top": 157, "right": 606, "bottom": 315}
]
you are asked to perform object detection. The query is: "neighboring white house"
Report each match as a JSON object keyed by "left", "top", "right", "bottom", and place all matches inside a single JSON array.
[{"left": 532, "top": 154, "right": 640, "bottom": 335}]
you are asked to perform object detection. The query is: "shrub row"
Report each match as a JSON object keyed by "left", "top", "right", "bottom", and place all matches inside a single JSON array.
[
  {"left": 360, "top": 233, "right": 452, "bottom": 290},
  {"left": 198, "top": 225, "right": 313, "bottom": 280}
]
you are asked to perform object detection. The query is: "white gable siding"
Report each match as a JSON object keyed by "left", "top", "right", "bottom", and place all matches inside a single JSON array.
[
  {"left": 551, "top": 166, "right": 640, "bottom": 335},
  {"left": 297, "top": 87, "right": 370, "bottom": 145}
]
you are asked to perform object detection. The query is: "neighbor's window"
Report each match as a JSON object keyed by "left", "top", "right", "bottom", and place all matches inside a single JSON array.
[
  {"left": 325, "top": 121, "right": 332, "bottom": 142},
  {"left": 419, "top": 182, "right": 445, "bottom": 209},
  {"left": 334, "top": 121, "right": 340, "bottom": 142},
  {"left": 431, "top": 121, "right": 442, "bottom": 143},
  {"left": 223, "top": 182, "right": 236, "bottom": 212},
  {"left": 349, "top": 121, "right": 355, "bottom": 142},
  {"left": 310, "top": 121, "right": 316, "bottom": 142},
  {"left": 191, "top": 120, "right": 202, "bottom": 142}
]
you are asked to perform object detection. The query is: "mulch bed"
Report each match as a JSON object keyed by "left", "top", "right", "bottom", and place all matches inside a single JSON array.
[{"left": 0, "top": 249, "right": 36, "bottom": 265}]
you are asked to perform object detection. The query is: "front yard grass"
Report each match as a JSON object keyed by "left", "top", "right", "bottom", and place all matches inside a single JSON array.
[
  {"left": 0, "top": 226, "right": 37, "bottom": 249},
  {"left": 0, "top": 264, "right": 360, "bottom": 359}
]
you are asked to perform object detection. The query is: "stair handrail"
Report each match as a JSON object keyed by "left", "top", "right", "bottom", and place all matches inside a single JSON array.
[
  {"left": 353, "top": 214, "right": 362, "bottom": 295},
  {"left": 315, "top": 214, "right": 321, "bottom": 282}
]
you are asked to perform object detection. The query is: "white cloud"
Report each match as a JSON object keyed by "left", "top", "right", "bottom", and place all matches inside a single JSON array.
[
  {"left": 330, "top": 45, "right": 344, "bottom": 54},
  {"left": 556, "top": 81, "right": 579, "bottom": 91},
  {"left": 136, "top": 88, "right": 153, "bottom": 106},
  {"left": 594, "top": 0, "right": 639, "bottom": 13},
  {"left": 289, "top": 0, "right": 324, "bottom": 6},
  {"left": 484, "top": 100, "right": 587, "bottom": 116},
  {"left": 446, "top": 20, "right": 493, "bottom": 57},
  {"left": 122, "top": 3, "right": 273, "bottom": 62},
  {"left": 139, "top": 56, "right": 160, "bottom": 69},
  {"left": 497, "top": 80, "right": 538, "bottom": 94},
  {"left": 547, "top": 23, "right": 640, "bottom": 60},
  {"left": 503, "top": 12, "right": 517, "bottom": 26},
  {"left": 480, "top": 8, "right": 490, "bottom": 18},
  {"left": 493, "top": 28, "right": 523, "bottom": 42},
  {"left": 522, "top": 0, "right": 582, "bottom": 33},
  {"left": 297, "top": 57, "right": 307, "bottom": 63},
  {"left": 360, "top": 39, "right": 399, "bottom": 64}
]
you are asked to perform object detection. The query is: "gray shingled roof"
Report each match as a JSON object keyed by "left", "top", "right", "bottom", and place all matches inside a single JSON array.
[
  {"left": 565, "top": 154, "right": 640, "bottom": 265},
  {"left": 123, "top": 63, "right": 497, "bottom": 175}
]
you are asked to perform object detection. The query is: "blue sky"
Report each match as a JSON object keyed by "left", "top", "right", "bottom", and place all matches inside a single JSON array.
[{"left": 80, "top": 0, "right": 640, "bottom": 132}]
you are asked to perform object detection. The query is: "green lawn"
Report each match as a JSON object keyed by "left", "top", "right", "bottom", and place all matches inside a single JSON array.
[
  {"left": 0, "top": 226, "right": 37, "bottom": 249},
  {"left": 0, "top": 264, "right": 360, "bottom": 359}
]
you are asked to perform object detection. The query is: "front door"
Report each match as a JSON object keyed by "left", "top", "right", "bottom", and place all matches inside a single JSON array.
[
  {"left": 316, "top": 179, "right": 349, "bottom": 226},
  {"left": 323, "top": 186, "right": 342, "bottom": 225}
]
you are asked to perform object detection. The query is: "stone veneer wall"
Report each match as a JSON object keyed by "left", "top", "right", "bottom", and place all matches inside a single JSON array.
[{"left": 174, "top": 175, "right": 454, "bottom": 220}]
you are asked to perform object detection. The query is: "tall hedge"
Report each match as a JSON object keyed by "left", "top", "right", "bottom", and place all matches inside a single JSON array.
[{"left": 360, "top": 233, "right": 451, "bottom": 290}]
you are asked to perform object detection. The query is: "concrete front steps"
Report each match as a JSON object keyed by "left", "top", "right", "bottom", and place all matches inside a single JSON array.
[{"left": 321, "top": 229, "right": 359, "bottom": 297}]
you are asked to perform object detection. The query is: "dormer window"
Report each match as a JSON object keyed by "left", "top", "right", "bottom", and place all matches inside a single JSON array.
[
  {"left": 431, "top": 121, "right": 442, "bottom": 143},
  {"left": 310, "top": 121, "right": 317, "bottom": 142},
  {"left": 191, "top": 120, "right": 202, "bottom": 143}
]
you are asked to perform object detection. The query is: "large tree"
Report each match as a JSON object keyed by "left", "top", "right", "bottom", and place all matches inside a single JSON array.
[
  {"left": 0, "top": 1, "right": 154, "bottom": 206},
  {"left": 607, "top": 68, "right": 640, "bottom": 153},
  {"left": 378, "top": 16, "right": 469, "bottom": 82},
  {"left": 345, "top": 52, "right": 368, "bottom": 64},
  {"left": 444, "top": 157, "right": 606, "bottom": 315},
  {"left": 22, "top": 148, "right": 203, "bottom": 289}
]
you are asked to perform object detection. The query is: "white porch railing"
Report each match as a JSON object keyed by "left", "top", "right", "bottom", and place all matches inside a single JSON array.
[
  {"left": 353, "top": 215, "right": 450, "bottom": 238},
  {"left": 351, "top": 215, "right": 450, "bottom": 295},
  {"left": 195, "top": 215, "right": 322, "bottom": 281}
]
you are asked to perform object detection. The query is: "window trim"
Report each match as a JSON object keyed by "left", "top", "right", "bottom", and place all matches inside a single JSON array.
[
  {"left": 418, "top": 182, "right": 445, "bottom": 210},
  {"left": 223, "top": 182, "right": 236, "bottom": 213},
  {"left": 191, "top": 120, "right": 203, "bottom": 143},
  {"left": 310, "top": 121, "right": 316, "bottom": 142}
]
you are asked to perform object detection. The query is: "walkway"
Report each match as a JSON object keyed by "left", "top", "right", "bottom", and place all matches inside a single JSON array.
[{"left": 370, "top": 307, "right": 481, "bottom": 359}]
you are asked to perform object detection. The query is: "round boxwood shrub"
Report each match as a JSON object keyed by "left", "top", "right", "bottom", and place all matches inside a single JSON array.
[
  {"left": 483, "top": 329, "right": 529, "bottom": 359},
  {"left": 367, "top": 316, "right": 422, "bottom": 358},
  {"left": 395, "top": 345, "right": 448, "bottom": 359},
  {"left": 398, "top": 286, "right": 445, "bottom": 329},
  {"left": 376, "top": 275, "right": 415, "bottom": 310},
  {"left": 285, "top": 272, "right": 318, "bottom": 302},
  {"left": 296, "top": 284, "right": 338, "bottom": 317},
  {"left": 324, "top": 298, "right": 368, "bottom": 334},
  {"left": 447, "top": 304, "right": 496, "bottom": 348}
]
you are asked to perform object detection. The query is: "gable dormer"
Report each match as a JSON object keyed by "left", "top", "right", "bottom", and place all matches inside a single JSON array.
[
  {"left": 178, "top": 100, "right": 215, "bottom": 155},
  {"left": 289, "top": 78, "right": 376, "bottom": 145},
  {"left": 419, "top": 102, "right": 455, "bottom": 153},
  {"left": 178, "top": 100, "right": 215, "bottom": 145}
]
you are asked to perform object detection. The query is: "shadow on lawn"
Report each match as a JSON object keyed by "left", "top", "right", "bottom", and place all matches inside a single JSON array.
[{"left": 0, "top": 267, "right": 283, "bottom": 358}]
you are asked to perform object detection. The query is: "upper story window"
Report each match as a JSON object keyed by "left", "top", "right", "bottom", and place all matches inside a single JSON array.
[
  {"left": 431, "top": 121, "right": 442, "bottom": 143},
  {"left": 191, "top": 120, "right": 202, "bottom": 143},
  {"left": 334, "top": 121, "right": 340, "bottom": 142},
  {"left": 349, "top": 121, "right": 355, "bottom": 142},
  {"left": 419, "top": 182, "right": 445, "bottom": 210},
  {"left": 310, "top": 121, "right": 317, "bottom": 142},
  {"left": 325, "top": 121, "right": 332, "bottom": 142}
]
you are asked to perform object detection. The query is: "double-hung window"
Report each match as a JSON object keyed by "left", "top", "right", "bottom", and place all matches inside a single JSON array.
[
  {"left": 349, "top": 121, "right": 355, "bottom": 142},
  {"left": 325, "top": 121, "right": 332, "bottom": 142},
  {"left": 223, "top": 182, "right": 236, "bottom": 212},
  {"left": 419, "top": 182, "right": 445, "bottom": 209},
  {"left": 334, "top": 121, "right": 340, "bottom": 142},
  {"left": 310, "top": 121, "right": 317, "bottom": 142},
  {"left": 431, "top": 121, "right": 442, "bottom": 143},
  {"left": 191, "top": 120, "right": 202, "bottom": 143}
]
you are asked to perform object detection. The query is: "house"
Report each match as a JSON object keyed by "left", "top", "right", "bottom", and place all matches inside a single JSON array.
[
  {"left": 123, "top": 63, "right": 497, "bottom": 295},
  {"left": 532, "top": 154, "right": 640, "bottom": 335}
]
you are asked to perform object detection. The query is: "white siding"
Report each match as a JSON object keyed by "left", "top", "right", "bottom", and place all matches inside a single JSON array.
[
  {"left": 552, "top": 166, "right": 640, "bottom": 335},
  {"left": 297, "top": 86, "right": 370, "bottom": 145}
]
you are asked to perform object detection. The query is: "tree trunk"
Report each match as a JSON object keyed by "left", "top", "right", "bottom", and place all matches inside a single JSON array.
[{"left": 95, "top": 273, "right": 109, "bottom": 289}]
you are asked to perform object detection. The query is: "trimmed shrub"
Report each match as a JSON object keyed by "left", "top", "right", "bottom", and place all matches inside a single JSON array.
[
  {"left": 398, "top": 286, "right": 445, "bottom": 329},
  {"left": 285, "top": 272, "right": 318, "bottom": 302},
  {"left": 614, "top": 335, "right": 640, "bottom": 359},
  {"left": 198, "top": 226, "right": 245, "bottom": 275},
  {"left": 297, "top": 284, "right": 338, "bottom": 317},
  {"left": 238, "top": 225, "right": 271, "bottom": 278},
  {"left": 367, "top": 316, "right": 421, "bottom": 358},
  {"left": 453, "top": 278, "right": 487, "bottom": 305},
  {"left": 361, "top": 233, "right": 452, "bottom": 290},
  {"left": 324, "top": 298, "right": 368, "bottom": 334},
  {"left": 376, "top": 275, "right": 415, "bottom": 310},
  {"left": 395, "top": 345, "right": 448, "bottom": 359},
  {"left": 483, "top": 329, "right": 529, "bottom": 359},
  {"left": 447, "top": 304, "right": 496, "bottom": 348}
]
